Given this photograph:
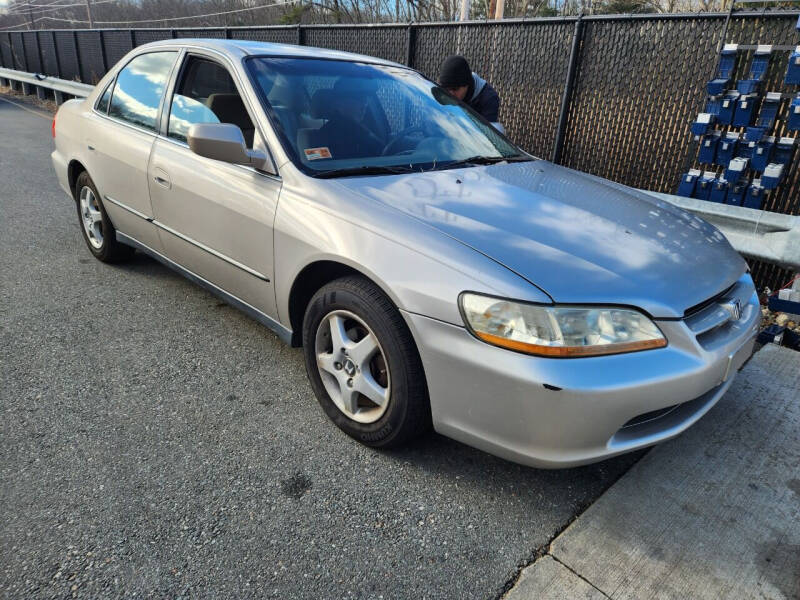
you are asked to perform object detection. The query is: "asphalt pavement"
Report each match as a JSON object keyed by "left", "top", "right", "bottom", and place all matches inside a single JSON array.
[{"left": 0, "top": 92, "right": 641, "bottom": 600}]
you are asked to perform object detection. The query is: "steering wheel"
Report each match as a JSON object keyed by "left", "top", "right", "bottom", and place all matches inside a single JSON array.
[{"left": 381, "top": 125, "right": 426, "bottom": 156}]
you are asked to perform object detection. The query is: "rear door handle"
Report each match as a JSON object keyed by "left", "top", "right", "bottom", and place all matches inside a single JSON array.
[{"left": 154, "top": 176, "right": 169, "bottom": 186}]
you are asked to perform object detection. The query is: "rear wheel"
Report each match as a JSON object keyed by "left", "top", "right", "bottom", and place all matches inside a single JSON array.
[
  {"left": 74, "top": 171, "right": 133, "bottom": 263},
  {"left": 302, "top": 275, "right": 430, "bottom": 448}
]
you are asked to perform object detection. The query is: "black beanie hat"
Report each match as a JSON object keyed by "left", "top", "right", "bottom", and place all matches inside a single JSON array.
[{"left": 439, "top": 55, "right": 472, "bottom": 89}]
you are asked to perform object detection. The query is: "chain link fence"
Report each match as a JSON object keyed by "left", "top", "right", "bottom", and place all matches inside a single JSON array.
[{"left": 1, "top": 12, "right": 799, "bottom": 289}]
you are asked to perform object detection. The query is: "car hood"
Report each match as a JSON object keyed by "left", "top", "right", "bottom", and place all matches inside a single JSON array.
[{"left": 334, "top": 160, "right": 746, "bottom": 318}]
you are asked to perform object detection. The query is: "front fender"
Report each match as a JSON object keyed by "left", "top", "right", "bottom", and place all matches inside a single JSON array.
[{"left": 273, "top": 172, "right": 552, "bottom": 330}]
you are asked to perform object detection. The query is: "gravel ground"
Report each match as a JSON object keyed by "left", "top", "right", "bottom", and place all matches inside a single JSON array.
[{"left": 0, "top": 93, "right": 642, "bottom": 600}]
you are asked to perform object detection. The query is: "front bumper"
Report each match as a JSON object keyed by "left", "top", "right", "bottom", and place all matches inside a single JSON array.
[{"left": 403, "top": 274, "right": 760, "bottom": 468}]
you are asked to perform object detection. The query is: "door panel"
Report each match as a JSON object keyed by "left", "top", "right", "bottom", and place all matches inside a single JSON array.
[
  {"left": 148, "top": 138, "right": 280, "bottom": 317},
  {"left": 84, "top": 113, "right": 161, "bottom": 251},
  {"left": 84, "top": 50, "right": 179, "bottom": 251}
]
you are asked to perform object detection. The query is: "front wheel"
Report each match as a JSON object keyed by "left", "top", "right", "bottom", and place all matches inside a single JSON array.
[{"left": 302, "top": 276, "right": 430, "bottom": 448}]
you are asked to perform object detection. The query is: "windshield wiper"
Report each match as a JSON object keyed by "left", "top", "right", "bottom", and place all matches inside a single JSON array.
[
  {"left": 312, "top": 165, "right": 415, "bottom": 179},
  {"left": 438, "top": 154, "right": 533, "bottom": 170}
]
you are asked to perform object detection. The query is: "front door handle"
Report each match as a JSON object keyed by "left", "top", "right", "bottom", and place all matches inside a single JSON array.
[{"left": 152, "top": 167, "right": 171, "bottom": 190}]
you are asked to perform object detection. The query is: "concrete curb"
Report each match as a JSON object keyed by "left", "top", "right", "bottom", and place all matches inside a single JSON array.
[{"left": 506, "top": 344, "right": 800, "bottom": 600}]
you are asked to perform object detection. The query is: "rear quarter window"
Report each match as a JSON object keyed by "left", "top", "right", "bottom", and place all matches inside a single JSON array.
[{"left": 95, "top": 80, "right": 113, "bottom": 114}]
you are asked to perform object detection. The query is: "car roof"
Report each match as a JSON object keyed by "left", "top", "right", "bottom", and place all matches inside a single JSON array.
[{"left": 139, "top": 38, "right": 404, "bottom": 68}]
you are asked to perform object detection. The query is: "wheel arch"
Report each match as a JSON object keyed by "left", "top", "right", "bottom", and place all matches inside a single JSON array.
[
  {"left": 67, "top": 159, "right": 88, "bottom": 199},
  {"left": 287, "top": 259, "right": 401, "bottom": 348}
]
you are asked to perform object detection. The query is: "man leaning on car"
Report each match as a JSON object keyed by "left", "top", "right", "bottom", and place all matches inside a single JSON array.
[{"left": 438, "top": 55, "right": 504, "bottom": 133}]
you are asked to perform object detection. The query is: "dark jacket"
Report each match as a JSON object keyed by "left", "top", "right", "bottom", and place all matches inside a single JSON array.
[{"left": 467, "top": 73, "right": 500, "bottom": 124}]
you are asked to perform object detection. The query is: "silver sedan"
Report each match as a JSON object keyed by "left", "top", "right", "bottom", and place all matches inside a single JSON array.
[{"left": 51, "top": 39, "right": 759, "bottom": 468}]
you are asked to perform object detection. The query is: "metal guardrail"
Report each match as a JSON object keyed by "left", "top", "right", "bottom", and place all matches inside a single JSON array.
[
  {"left": 647, "top": 191, "right": 800, "bottom": 271},
  {"left": 0, "top": 66, "right": 92, "bottom": 100},
  {"left": 0, "top": 65, "right": 797, "bottom": 272}
]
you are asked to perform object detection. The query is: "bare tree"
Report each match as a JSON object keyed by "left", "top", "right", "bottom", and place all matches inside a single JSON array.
[{"left": 0, "top": 0, "right": 744, "bottom": 30}]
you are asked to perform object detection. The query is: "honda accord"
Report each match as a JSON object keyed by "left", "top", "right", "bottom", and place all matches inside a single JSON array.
[{"left": 51, "top": 39, "right": 760, "bottom": 467}]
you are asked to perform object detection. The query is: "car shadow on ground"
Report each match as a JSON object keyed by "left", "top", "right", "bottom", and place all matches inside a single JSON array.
[
  {"left": 384, "top": 429, "right": 647, "bottom": 499},
  {"left": 114, "top": 249, "right": 646, "bottom": 489}
]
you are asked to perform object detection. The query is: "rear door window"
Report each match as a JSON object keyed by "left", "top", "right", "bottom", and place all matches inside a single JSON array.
[{"left": 108, "top": 51, "right": 178, "bottom": 131}]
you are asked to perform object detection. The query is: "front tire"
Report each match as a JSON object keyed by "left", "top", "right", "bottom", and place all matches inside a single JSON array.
[
  {"left": 302, "top": 275, "right": 430, "bottom": 448},
  {"left": 74, "top": 171, "right": 134, "bottom": 263}
]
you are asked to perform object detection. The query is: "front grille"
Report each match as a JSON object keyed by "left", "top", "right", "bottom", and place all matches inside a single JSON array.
[
  {"left": 683, "top": 283, "right": 736, "bottom": 318},
  {"left": 683, "top": 279, "right": 755, "bottom": 351}
]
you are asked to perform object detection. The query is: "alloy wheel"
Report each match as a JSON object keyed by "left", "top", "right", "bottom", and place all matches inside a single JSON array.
[
  {"left": 314, "top": 310, "right": 391, "bottom": 424},
  {"left": 79, "top": 186, "right": 104, "bottom": 249}
]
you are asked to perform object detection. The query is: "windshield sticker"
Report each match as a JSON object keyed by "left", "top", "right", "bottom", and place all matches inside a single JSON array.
[{"left": 304, "top": 147, "right": 332, "bottom": 161}]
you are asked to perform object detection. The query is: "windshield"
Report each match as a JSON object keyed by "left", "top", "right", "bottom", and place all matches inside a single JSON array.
[{"left": 245, "top": 57, "right": 527, "bottom": 176}]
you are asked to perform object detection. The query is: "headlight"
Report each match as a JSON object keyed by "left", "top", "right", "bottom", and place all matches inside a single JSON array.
[{"left": 459, "top": 293, "right": 666, "bottom": 357}]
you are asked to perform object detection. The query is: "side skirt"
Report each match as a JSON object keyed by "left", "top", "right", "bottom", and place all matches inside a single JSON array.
[{"left": 116, "top": 231, "right": 294, "bottom": 346}]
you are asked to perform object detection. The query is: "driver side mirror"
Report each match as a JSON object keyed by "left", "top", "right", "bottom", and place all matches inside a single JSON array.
[{"left": 187, "top": 123, "right": 274, "bottom": 173}]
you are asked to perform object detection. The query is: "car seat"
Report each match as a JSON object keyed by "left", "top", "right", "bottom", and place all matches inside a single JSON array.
[{"left": 206, "top": 93, "right": 255, "bottom": 148}]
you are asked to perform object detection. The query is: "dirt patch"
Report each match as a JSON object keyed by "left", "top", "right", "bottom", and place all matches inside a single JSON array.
[
  {"left": 279, "top": 472, "right": 312, "bottom": 499},
  {"left": 0, "top": 85, "right": 58, "bottom": 113}
]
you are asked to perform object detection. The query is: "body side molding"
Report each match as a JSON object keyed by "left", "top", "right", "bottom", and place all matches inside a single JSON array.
[
  {"left": 106, "top": 195, "right": 270, "bottom": 282},
  {"left": 105, "top": 195, "right": 154, "bottom": 222}
]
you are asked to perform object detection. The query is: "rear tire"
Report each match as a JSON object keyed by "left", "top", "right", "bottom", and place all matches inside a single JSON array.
[
  {"left": 302, "top": 275, "right": 431, "bottom": 448},
  {"left": 74, "top": 171, "right": 134, "bottom": 263}
]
